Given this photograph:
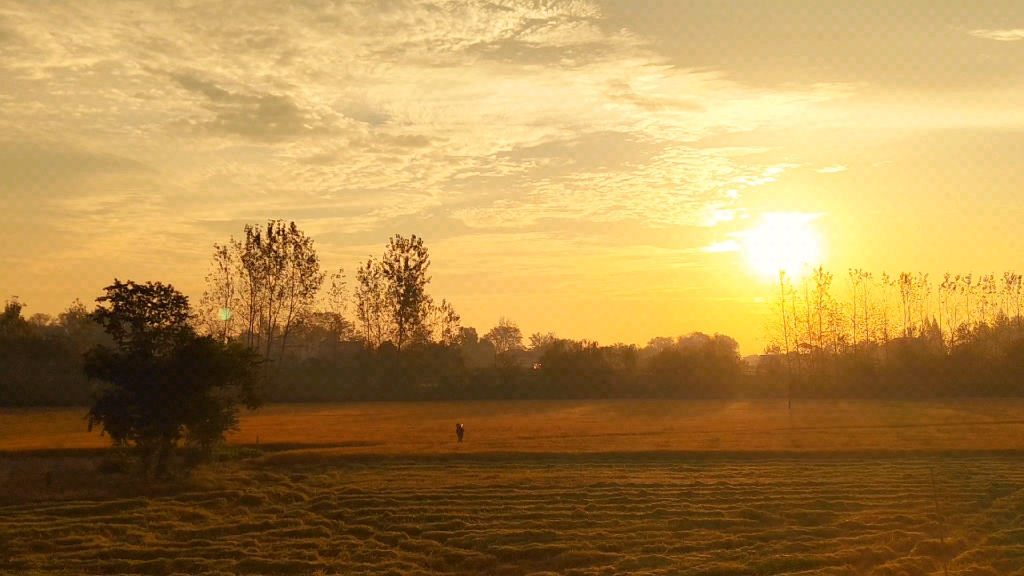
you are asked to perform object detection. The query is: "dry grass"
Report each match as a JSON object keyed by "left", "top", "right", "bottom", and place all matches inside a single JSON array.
[
  {"left": 3, "top": 455, "right": 1024, "bottom": 575},
  {"left": 6, "top": 399, "right": 1024, "bottom": 456},
  {"left": 5, "top": 400, "right": 1024, "bottom": 575}
]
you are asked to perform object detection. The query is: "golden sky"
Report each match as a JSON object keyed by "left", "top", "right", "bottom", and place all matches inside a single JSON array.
[{"left": 2, "top": 1, "right": 1024, "bottom": 353}]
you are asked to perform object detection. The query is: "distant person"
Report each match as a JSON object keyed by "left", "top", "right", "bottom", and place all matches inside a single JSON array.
[{"left": 456, "top": 423, "right": 465, "bottom": 443}]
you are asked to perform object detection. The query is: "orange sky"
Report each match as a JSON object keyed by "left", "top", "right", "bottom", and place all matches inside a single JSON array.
[{"left": 2, "top": 1, "right": 1024, "bottom": 353}]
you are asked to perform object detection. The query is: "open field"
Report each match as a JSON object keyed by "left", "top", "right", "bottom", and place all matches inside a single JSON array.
[
  {"left": 3, "top": 455, "right": 1024, "bottom": 575},
  {"left": 5, "top": 400, "right": 1024, "bottom": 575},
  {"left": 7, "top": 399, "right": 1024, "bottom": 456}
]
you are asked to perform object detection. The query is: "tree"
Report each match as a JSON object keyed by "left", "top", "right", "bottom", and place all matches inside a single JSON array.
[
  {"left": 91, "top": 281, "right": 191, "bottom": 355},
  {"left": 1004, "top": 271, "right": 1023, "bottom": 337},
  {"left": 85, "top": 280, "right": 262, "bottom": 478},
  {"left": 877, "top": 272, "right": 896, "bottom": 345},
  {"left": 426, "top": 298, "right": 462, "bottom": 345},
  {"left": 484, "top": 317, "right": 524, "bottom": 359},
  {"left": 198, "top": 243, "right": 237, "bottom": 343},
  {"left": 355, "top": 256, "right": 388, "bottom": 347},
  {"left": 276, "top": 222, "right": 325, "bottom": 357},
  {"left": 326, "top": 268, "right": 349, "bottom": 323},
  {"left": 810, "top": 266, "right": 838, "bottom": 353},
  {"left": 459, "top": 327, "right": 479, "bottom": 345},
  {"left": 767, "top": 271, "right": 795, "bottom": 356},
  {"left": 380, "top": 234, "right": 432, "bottom": 356},
  {"left": 529, "top": 332, "right": 558, "bottom": 350},
  {"left": 313, "top": 268, "right": 352, "bottom": 356},
  {"left": 0, "top": 297, "right": 28, "bottom": 339},
  {"left": 220, "top": 220, "right": 325, "bottom": 365},
  {"left": 899, "top": 272, "right": 914, "bottom": 338}
]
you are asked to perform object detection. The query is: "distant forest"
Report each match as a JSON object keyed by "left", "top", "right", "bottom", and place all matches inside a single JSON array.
[{"left": 3, "top": 220, "right": 1024, "bottom": 407}]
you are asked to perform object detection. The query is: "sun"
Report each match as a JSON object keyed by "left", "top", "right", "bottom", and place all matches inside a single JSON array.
[{"left": 742, "top": 213, "right": 823, "bottom": 279}]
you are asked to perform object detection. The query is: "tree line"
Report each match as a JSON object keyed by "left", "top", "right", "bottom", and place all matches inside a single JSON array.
[
  {"left": 760, "top": 267, "right": 1024, "bottom": 399},
  {"left": 6, "top": 222, "right": 1024, "bottom": 408},
  {"left": 0, "top": 221, "right": 750, "bottom": 406}
]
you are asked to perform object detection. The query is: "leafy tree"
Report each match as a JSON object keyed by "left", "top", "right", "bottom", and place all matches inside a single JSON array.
[
  {"left": 215, "top": 220, "right": 325, "bottom": 361},
  {"left": 484, "top": 317, "right": 524, "bottom": 372},
  {"left": 484, "top": 317, "right": 523, "bottom": 355},
  {"left": 380, "top": 234, "right": 432, "bottom": 355},
  {"left": 460, "top": 326, "right": 479, "bottom": 345},
  {"left": 91, "top": 280, "right": 191, "bottom": 354},
  {"left": 0, "top": 297, "right": 28, "bottom": 339},
  {"left": 276, "top": 222, "right": 325, "bottom": 357},
  {"left": 85, "top": 280, "right": 262, "bottom": 477},
  {"left": 529, "top": 332, "right": 558, "bottom": 351}
]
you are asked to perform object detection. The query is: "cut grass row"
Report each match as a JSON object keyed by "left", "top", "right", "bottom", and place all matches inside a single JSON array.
[{"left": 3, "top": 455, "right": 1024, "bottom": 575}]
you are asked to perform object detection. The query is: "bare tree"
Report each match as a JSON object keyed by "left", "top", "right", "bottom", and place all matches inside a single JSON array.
[
  {"left": 198, "top": 243, "right": 237, "bottom": 342},
  {"left": 767, "top": 271, "right": 796, "bottom": 356},
  {"left": 314, "top": 269, "right": 350, "bottom": 353},
  {"left": 961, "top": 273, "right": 975, "bottom": 342},
  {"left": 899, "top": 272, "right": 914, "bottom": 338},
  {"left": 979, "top": 274, "right": 997, "bottom": 328},
  {"left": 809, "top": 266, "right": 839, "bottom": 353},
  {"left": 914, "top": 273, "right": 931, "bottom": 341},
  {"left": 939, "top": 273, "right": 957, "bottom": 350},
  {"left": 354, "top": 256, "right": 388, "bottom": 348},
  {"left": 848, "top": 269, "right": 860, "bottom": 349},
  {"left": 1004, "top": 271, "right": 1023, "bottom": 337},
  {"left": 326, "top": 269, "right": 348, "bottom": 320},
  {"left": 426, "top": 298, "right": 462, "bottom": 345}
]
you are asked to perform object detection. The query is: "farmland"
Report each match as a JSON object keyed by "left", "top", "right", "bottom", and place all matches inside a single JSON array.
[
  {"left": 7, "top": 399, "right": 1024, "bottom": 455},
  {"left": 4, "top": 400, "right": 1024, "bottom": 575}
]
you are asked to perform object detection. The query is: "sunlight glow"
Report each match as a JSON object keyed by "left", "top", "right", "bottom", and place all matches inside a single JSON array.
[{"left": 741, "top": 213, "right": 823, "bottom": 279}]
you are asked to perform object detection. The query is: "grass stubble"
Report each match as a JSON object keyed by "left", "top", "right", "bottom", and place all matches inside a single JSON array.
[{"left": 4, "top": 400, "right": 1024, "bottom": 575}]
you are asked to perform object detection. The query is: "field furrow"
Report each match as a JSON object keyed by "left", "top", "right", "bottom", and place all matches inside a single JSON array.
[{"left": 3, "top": 455, "right": 1024, "bottom": 575}]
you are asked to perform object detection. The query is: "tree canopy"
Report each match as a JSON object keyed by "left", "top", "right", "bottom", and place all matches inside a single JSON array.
[{"left": 85, "top": 280, "right": 262, "bottom": 477}]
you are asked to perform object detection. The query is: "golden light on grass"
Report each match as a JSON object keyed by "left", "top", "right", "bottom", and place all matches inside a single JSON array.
[
  {"left": 6, "top": 400, "right": 1024, "bottom": 456},
  {"left": 741, "top": 212, "right": 823, "bottom": 279},
  {"left": 4, "top": 401, "right": 1024, "bottom": 574}
]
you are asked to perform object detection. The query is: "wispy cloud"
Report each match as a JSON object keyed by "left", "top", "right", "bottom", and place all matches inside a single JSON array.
[
  {"left": 816, "top": 165, "right": 848, "bottom": 174},
  {"left": 0, "top": 0, "right": 850, "bottom": 248},
  {"left": 970, "top": 29, "right": 1024, "bottom": 42}
]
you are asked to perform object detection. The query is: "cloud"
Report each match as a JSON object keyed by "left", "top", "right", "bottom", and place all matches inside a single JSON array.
[
  {"left": 970, "top": 29, "right": 1024, "bottom": 42},
  {"left": 815, "top": 165, "right": 848, "bottom": 174},
  {"left": 0, "top": 0, "right": 901, "bottom": 318},
  {"left": 171, "top": 72, "right": 339, "bottom": 140}
]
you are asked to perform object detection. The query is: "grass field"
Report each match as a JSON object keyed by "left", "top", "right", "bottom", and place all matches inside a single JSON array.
[
  {"left": 4, "top": 400, "right": 1024, "bottom": 575},
  {"left": 6, "top": 399, "right": 1024, "bottom": 455}
]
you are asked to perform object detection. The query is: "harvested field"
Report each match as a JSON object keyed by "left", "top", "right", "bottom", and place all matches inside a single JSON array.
[
  {"left": 3, "top": 455, "right": 1024, "bottom": 575},
  {"left": 6, "top": 399, "right": 1024, "bottom": 455},
  {"left": 4, "top": 400, "right": 1024, "bottom": 575}
]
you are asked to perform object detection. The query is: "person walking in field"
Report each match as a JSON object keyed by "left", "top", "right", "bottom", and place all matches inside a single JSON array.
[{"left": 456, "top": 423, "right": 465, "bottom": 442}]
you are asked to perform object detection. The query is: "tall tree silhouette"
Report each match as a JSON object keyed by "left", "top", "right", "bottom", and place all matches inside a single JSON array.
[
  {"left": 85, "top": 280, "right": 262, "bottom": 477},
  {"left": 380, "top": 234, "right": 432, "bottom": 357},
  {"left": 485, "top": 316, "right": 524, "bottom": 367}
]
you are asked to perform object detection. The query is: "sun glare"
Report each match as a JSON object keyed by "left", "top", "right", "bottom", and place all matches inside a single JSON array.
[{"left": 742, "top": 213, "right": 823, "bottom": 279}]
